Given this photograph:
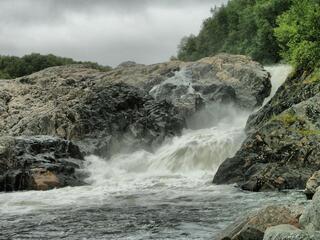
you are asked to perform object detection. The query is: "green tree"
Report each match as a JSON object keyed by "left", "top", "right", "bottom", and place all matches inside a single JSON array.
[
  {"left": 177, "top": 0, "right": 293, "bottom": 64},
  {"left": 274, "top": 0, "right": 320, "bottom": 70}
]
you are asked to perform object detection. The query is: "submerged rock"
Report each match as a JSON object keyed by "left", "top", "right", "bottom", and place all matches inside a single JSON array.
[
  {"left": 0, "top": 136, "right": 84, "bottom": 191},
  {"left": 214, "top": 69, "right": 320, "bottom": 191}
]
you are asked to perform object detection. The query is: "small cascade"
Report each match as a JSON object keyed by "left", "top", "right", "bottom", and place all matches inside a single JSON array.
[{"left": 263, "top": 65, "right": 292, "bottom": 104}]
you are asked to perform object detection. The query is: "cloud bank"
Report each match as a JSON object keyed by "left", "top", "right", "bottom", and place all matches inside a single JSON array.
[{"left": 0, "top": 0, "right": 227, "bottom": 66}]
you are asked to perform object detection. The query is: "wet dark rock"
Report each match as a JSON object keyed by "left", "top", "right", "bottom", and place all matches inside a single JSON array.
[
  {"left": 193, "top": 84, "right": 237, "bottom": 104},
  {"left": 0, "top": 136, "right": 84, "bottom": 191},
  {"left": 0, "top": 66, "right": 185, "bottom": 156},
  {"left": 214, "top": 69, "right": 320, "bottom": 191},
  {"left": 76, "top": 83, "right": 185, "bottom": 155}
]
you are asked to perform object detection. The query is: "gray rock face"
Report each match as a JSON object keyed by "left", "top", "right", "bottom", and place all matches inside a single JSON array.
[
  {"left": 105, "top": 55, "right": 271, "bottom": 106},
  {"left": 0, "top": 68, "right": 185, "bottom": 156},
  {"left": 149, "top": 55, "right": 270, "bottom": 117},
  {"left": 0, "top": 54, "right": 270, "bottom": 156},
  {"left": 263, "top": 224, "right": 320, "bottom": 240},
  {"left": 147, "top": 54, "right": 270, "bottom": 123},
  {"left": 0, "top": 136, "right": 84, "bottom": 191},
  {"left": 214, "top": 69, "right": 320, "bottom": 191},
  {"left": 190, "top": 55, "right": 271, "bottom": 109}
]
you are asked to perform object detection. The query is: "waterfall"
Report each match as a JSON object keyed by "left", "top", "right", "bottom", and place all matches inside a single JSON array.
[{"left": 1, "top": 65, "right": 302, "bottom": 240}]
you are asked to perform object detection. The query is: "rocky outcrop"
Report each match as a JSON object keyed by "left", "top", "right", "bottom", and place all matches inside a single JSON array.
[
  {"left": 0, "top": 54, "right": 270, "bottom": 156},
  {"left": 214, "top": 69, "right": 320, "bottom": 191},
  {"left": 106, "top": 54, "right": 271, "bottom": 105},
  {"left": 0, "top": 136, "right": 84, "bottom": 191},
  {"left": 215, "top": 205, "right": 304, "bottom": 240},
  {"left": 0, "top": 68, "right": 184, "bottom": 156},
  {"left": 0, "top": 54, "right": 271, "bottom": 191},
  {"left": 150, "top": 55, "right": 270, "bottom": 120}
]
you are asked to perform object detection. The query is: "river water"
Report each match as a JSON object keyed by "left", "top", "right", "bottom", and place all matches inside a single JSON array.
[{"left": 0, "top": 65, "right": 306, "bottom": 240}]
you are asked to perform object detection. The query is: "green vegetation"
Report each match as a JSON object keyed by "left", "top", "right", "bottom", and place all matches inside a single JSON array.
[
  {"left": 271, "top": 112, "right": 300, "bottom": 126},
  {"left": 303, "top": 68, "right": 320, "bottom": 84},
  {"left": 274, "top": 0, "right": 320, "bottom": 70},
  {"left": 177, "top": 0, "right": 293, "bottom": 64},
  {"left": 0, "top": 53, "right": 111, "bottom": 79},
  {"left": 177, "top": 0, "right": 320, "bottom": 71},
  {"left": 271, "top": 112, "right": 320, "bottom": 136},
  {"left": 298, "top": 129, "right": 320, "bottom": 136}
]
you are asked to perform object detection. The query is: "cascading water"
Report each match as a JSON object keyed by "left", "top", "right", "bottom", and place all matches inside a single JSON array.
[
  {"left": 263, "top": 65, "right": 293, "bottom": 105},
  {"left": 0, "top": 65, "right": 306, "bottom": 240}
]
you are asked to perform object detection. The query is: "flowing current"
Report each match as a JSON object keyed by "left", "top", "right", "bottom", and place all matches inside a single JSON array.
[{"left": 0, "top": 65, "right": 306, "bottom": 240}]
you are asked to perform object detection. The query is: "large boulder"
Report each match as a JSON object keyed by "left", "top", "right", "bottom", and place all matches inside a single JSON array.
[
  {"left": 214, "top": 69, "right": 320, "bottom": 191},
  {"left": 0, "top": 135, "right": 84, "bottom": 191},
  {"left": 215, "top": 205, "right": 303, "bottom": 240},
  {"left": 0, "top": 67, "right": 184, "bottom": 155},
  {"left": 107, "top": 54, "right": 271, "bottom": 115},
  {"left": 148, "top": 55, "right": 271, "bottom": 119}
]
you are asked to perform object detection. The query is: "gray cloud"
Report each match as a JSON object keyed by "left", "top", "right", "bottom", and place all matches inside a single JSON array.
[{"left": 0, "top": 0, "right": 227, "bottom": 66}]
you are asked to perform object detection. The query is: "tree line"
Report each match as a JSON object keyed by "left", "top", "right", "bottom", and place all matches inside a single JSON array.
[
  {"left": 0, "top": 53, "right": 111, "bottom": 79},
  {"left": 177, "top": 0, "right": 320, "bottom": 71}
]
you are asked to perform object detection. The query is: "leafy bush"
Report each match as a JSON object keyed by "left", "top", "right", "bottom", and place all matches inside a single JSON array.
[{"left": 274, "top": 0, "right": 320, "bottom": 70}]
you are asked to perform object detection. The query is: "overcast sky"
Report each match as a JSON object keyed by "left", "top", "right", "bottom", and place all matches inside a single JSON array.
[{"left": 0, "top": 0, "right": 227, "bottom": 67}]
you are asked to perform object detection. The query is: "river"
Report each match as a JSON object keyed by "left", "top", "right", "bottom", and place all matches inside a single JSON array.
[{"left": 0, "top": 65, "right": 306, "bottom": 240}]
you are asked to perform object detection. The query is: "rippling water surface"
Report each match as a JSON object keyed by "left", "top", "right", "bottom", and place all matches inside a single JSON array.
[{"left": 1, "top": 65, "right": 304, "bottom": 240}]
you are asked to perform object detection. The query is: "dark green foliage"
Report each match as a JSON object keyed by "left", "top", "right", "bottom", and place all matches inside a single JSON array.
[
  {"left": 0, "top": 53, "right": 111, "bottom": 79},
  {"left": 275, "top": 0, "right": 320, "bottom": 70},
  {"left": 177, "top": 0, "right": 293, "bottom": 64}
]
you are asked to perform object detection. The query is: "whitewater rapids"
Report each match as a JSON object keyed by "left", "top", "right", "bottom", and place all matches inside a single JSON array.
[{"left": 0, "top": 65, "right": 305, "bottom": 240}]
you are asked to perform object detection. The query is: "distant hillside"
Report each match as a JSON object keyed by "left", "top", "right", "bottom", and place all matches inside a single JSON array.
[{"left": 0, "top": 53, "right": 112, "bottom": 79}]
